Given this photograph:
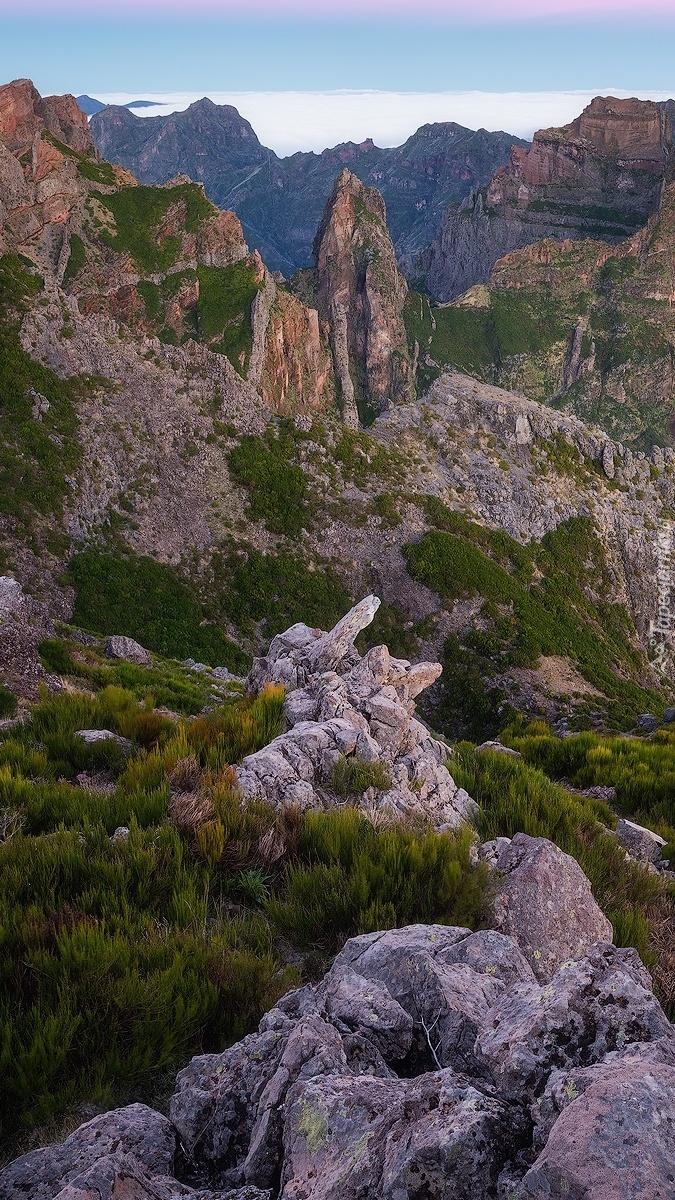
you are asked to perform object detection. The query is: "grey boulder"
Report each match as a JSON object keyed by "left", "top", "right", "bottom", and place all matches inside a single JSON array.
[
  {"left": 490, "top": 832, "right": 613, "bottom": 981},
  {"left": 105, "top": 634, "right": 151, "bottom": 665}
]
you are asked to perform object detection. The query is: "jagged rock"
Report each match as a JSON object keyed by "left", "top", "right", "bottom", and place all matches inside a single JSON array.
[
  {"left": 0, "top": 1104, "right": 175, "bottom": 1200},
  {"left": 5, "top": 879, "right": 675, "bottom": 1200},
  {"left": 111, "top": 825, "right": 130, "bottom": 843},
  {"left": 477, "top": 943, "right": 672, "bottom": 1105},
  {"left": 75, "top": 729, "right": 133, "bottom": 752},
  {"left": 424, "top": 96, "right": 672, "bottom": 301},
  {"left": 238, "top": 598, "right": 477, "bottom": 828},
  {"left": 615, "top": 817, "right": 667, "bottom": 864},
  {"left": 313, "top": 169, "right": 415, "bottom": 418},
  {"left": 490, "top": 832, "right": 613, "bottom": 980},
  {"left": 635, "top": 712, "right": 659, "bottom": 733},
  {"left": 105, "top": 634, "right": 151, "bottom": 665}
]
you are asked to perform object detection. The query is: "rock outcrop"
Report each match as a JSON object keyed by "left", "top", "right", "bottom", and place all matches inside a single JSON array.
[
  {"left": 312, "top": 169, "right": 415, "bottom": 420},
  {"left": 423, "top": 95, "right": 674, "bottom": 301},
  {"left": 237, "top": 596, "right": 476, "bottom": 828},
  {"left": 5, "top": 844, "right": 674, "bottom": 1199}
]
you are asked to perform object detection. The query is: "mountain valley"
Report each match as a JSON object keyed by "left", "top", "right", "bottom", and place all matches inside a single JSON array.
[{"left": 3, "top": 75, "right": 675, "bottom": 1197}]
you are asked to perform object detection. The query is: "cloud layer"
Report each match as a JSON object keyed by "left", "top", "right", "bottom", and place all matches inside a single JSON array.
[{"left": 95, "top": 89, "right": 675, "bottom": 156}]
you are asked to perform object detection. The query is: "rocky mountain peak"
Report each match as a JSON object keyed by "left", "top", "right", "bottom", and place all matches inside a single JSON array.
[
  {"left": 0, "top": 77, "right": 94, "bottom": 156},
  {"left": 312, "top": 168, "right": 415, "bottom": 423}
]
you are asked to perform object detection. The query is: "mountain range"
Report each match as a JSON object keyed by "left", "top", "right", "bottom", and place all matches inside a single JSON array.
[{"left": 89, "top": 97, "right": 526, "bottom": 278}]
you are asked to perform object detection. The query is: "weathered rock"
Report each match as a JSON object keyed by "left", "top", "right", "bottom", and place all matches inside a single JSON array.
[
  {"left": 105, "top": 634, "right": 151, "bottom": 665},
  {"left": 0, "top": 1104, "right": 175, "bottom": 1200},
  {"left": 313, "top": 169, "right": 416, "bottom": 419},
  {"left": 635, "top": 712, "right": 659, "bottom": 733},
  {"left": 490, "top": 832, "right": 613, "bottom": 980},
  {"left": 239, "top": 598, "right": 478, "bottom": 828},
  {"left": 280, "top": 1069, "right": 521, "bottom": 1200},
  {"left": 615, "top": 817, "right": 667, "bottom": 864},
  {"left": 75, "top": 729, "right": 133, "bottom": 752},
  {"left": 522, "top": 1059, "right": 675, "bottom": 1199},
  {"left": 477, "top": 944, "right": 672, "bottom": 1106}
]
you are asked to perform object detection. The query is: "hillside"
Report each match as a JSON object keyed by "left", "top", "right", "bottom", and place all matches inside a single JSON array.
[
  {"left": 89, "top": 98, "right": 526, "bottom": 276},
  {"left": 3, "top": 79, "right": 675, "bottom": 1196},
  {"left": 1, "top": 80, "right": 674, "bottom": 741}
]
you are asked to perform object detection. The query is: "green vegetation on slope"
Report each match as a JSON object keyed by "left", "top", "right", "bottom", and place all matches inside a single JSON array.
[
  {"left": 228, "top": 421, "right": 315, "bottom": 536},
  {"left": 0, "top": 255, "right": 84, "bottom": 549},
  {"left": 94, "top": 183, "right": 213, "bottom": 273},
  {"left": 196, "top": 262, "right": 261, "bottom": 373},
  {"left": 0, "top": 685, "right": 485, "bottom": 1143},
  {"left": 404, "top": 511, "right": 665, "bottom": 738},
  {"left": 68, "top": 549, "right": 249, "bottom": 672}
]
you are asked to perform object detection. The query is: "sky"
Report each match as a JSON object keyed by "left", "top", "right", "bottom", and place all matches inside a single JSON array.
[{"left": 1, "top": 0, "right": 674, "bottom": 153}]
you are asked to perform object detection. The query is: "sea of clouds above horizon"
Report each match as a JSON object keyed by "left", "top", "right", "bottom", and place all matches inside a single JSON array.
[{"left": 94, "top": 88, "right": 675, "bottom": 156}]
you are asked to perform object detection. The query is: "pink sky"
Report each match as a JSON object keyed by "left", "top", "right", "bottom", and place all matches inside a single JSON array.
[{"left": 3, "top": 0, "right": 675, "bottom": 15}]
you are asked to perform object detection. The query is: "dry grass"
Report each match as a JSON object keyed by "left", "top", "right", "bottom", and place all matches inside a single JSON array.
[
  {"left": 647, "top": 895, "right": 675, "bottom": 1012},
  {"left": 168, "top": 790, "right": 214, "bottom": 836}
]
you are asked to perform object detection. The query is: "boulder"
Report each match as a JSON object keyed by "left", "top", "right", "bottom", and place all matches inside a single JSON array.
[
  {"left": 522, "top": 1060, "right": 675, "bottom": 1199},
  {"left": 490, "top": 832, "right": 613, "bottom": 980},
  {"left": 105, "top": 635, "right": 151, "bottom": 665},
  {"left": 0, "top": 1105, "right": 175, "bottom": 1200},
  {"left": 477, "top": 944, "right": 672, "bottom": 1106},
  {"left": 615, "top": 817, "right": 667, "bottom": 864},
  {"left": 75, "top": 729, "right": 133, "bottom": 752}
]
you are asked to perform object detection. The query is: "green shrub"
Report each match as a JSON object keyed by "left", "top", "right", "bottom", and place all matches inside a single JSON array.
[
  {"left": 229, "top": 424, "right": 313, "bottom": 536},
  {"left": 0, "top": 685, "right": 18, "bottom": 719},
  {"left": 331, "top": 756, "right": 392, "bottom": 796},
  {"left": 63, "top": 234, "right": 86, "bottom": 286},
  {"left": 68, "top": 549, "right": 249, "bottom": 671},
  {"left": 95, "top": 183, "right": 213, "bottom": 274}
]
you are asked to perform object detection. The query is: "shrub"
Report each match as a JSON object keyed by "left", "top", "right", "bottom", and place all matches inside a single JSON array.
[
  {"left": 0, "top": 684, "right": 18, "bottom": 719},
  {"left": 68, "top": 549, "right": 249, "bottom": 672},
  {"left": 331, "top": 756, "right": 392, "bottom": 796},
  {"left": 228, "top": 425, "right": 313, "bottom": 537}
]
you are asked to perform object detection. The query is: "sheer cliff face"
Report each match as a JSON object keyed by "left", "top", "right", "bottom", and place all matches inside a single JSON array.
[
  {"left": 0, "top": 78, "right": 94, "bottom": 156},
  {"left": 423, "top": 96, "right": 674, "bottom": 302},
  {"left": 313, "top": 169, "right": 415, "bottom": 422}
]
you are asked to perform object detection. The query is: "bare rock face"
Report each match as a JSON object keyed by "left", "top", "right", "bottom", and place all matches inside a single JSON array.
[
  {"left": 0, "top": 78, "right": 94, "bottom": 156},
  {"left": 238, "top": 597, "right": 477, "bottom": 828},
  {"left": 424, "top": 95, "right": 673, "bottom": 301},
  {"left": 488, "top": 832, "right": 613, "bottom": 981},
  {"left": 313, "top": 169, "right": 415, "bottom": 420}
]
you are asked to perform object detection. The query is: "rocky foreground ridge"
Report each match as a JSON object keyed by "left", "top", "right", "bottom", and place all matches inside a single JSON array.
[
  {"left": 1, "top": 828, "right": 673, "bottom": 1198},
  {"left": 2, "top": 601, "right": 675, "bottom": 1197}
]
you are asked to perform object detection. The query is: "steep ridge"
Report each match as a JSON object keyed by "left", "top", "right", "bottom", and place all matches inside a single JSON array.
[
  {"left": 422, "top": 95, "right": 675, "bottom": 301},
  {"left": 89, "top": 98, "right": 526, "bottom": 276},
  {"left": 407, "top": 179, "right": 675, "bottom": 448}
]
